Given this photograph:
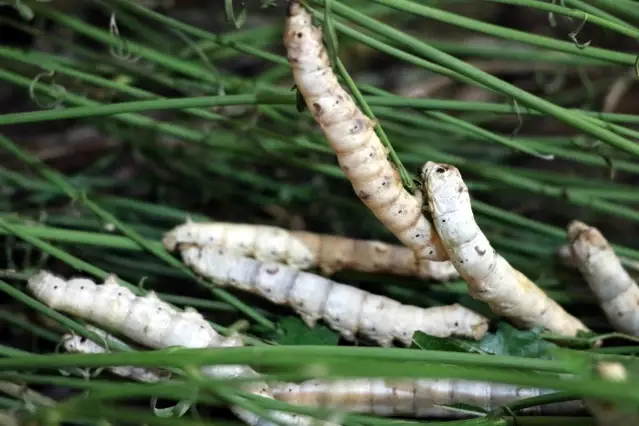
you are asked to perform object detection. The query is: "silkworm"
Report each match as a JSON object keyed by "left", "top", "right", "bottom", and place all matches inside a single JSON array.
[
  {"left": 283, "top": 1, "right": 447, "bottom": 262},
  {"left": 586, "top": 362, "right": 639, "bottom": 426},
  {"left": 163, "top": 220, "right": 459, "bottom": 281},
  {"left": 421, "top": 162, "right": 588, "bottom": 337},
  {"left": 27, "top": 271, "right": 337, "bottom": 426},
  {"left": 567, "top": 221, "right": 639, "bottom": 336},
  {"left": 178, "top": 246, "right": 488, "bottom": 346},
  {"left": 62, "top": 325, "right": 169, "bottom": 383},
  {"left": 271, "top": 378, "right": 585, "bottom": 418}
]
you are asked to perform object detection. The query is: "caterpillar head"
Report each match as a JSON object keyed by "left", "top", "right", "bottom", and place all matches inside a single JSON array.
[
  {"left": 444, "top": 303, "right": 490, "bottom": 340},
  {"left": 420, "top": 162, "right": 468, "bottom": 216},
  {"left": 162, "top": 217, "right": 195, "bottom": 251},
  {"left": 283, "top": 1, "right": 323, "bottom": 65},
  {"left": 567, "top": 220, "right": 609, "bottom": 262}
]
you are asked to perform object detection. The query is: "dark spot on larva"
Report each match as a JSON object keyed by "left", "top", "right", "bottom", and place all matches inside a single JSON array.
[
  {"left": 460, "top": 259, "right": 464, "bottom": 264},
  {"left": 266, "top": 266, "right": 279, "bottom": 275},
  {"left": 429, "top": 250, "right": 433, "bottom": 255},
  {"left": 80, "top": 286, "right": 84, "bottom": 290},
  {"left": 436, "top": 167, "right": 446, "bottom": 174},
  {"left": 266, "top": 288, "right": 272, "bottom": 293},
  {"left": 312, "top": 102, "right": 322, "bottom": 114},
  {"left": 442, "top": 219, "right": 446, "bottom": 223},
  {"left": 334, "top": 316, "right": 340, "bottom": 322},
  {"left": 117, "top": 292, "right": 122, "bottom": 296},
  {"left": 297, "top": 32, "right": 303, "bottom": 38},
  {"left": 200, "top": 325, "right": 205, "bottom": 330},
  {"left": 458, "top": 186, "right": 464, "bottom": 193},
  {"left": 53, "top": 285, "right": 58, "bottom": 290},
  {"left": 454, "top": 322, "right": 459, "bottom": 327},
  {"left": 617, "top": 311, "right": 624, "bottom": 317},
  {"left": 369, "top": 152, "right": 374, "bottom": 157},
  {"left": 475, "top": 246, "right": 486, "bottom": 256},
  {"left": 358, "top": 191, "right": 371, "bottom": 200},
  {"left": 398, "top": 209, "right": 403, "bottom": 214},
  {"left": 372, "top": 327, "right": 376, "bottom": 332},
  {"left": 144, "top": 326, "right": 150, "bottom": 333},
  {"left": 208, "top": 236, "right": 214, "bottom": 241}
]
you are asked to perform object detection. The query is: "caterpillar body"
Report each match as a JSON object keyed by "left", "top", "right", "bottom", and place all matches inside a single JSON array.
[
  {"left": 62, "top": 325, "right": 169, "bottom": 383},
  {"left": 178, "top": 246, "right": 489, "bottom": 346},
  {"left": 586, "top": 362, "right": 639, "bottom": 426},
  {"left": 420, "top": 162, "right": 588, "bottom": 337},
  {"left": 163, "top": 220, "right": 459, "bottom": 281},
  {"left": 271, "top": 378, "right": 585, "bottom": 418},
  {"left": 567, "top": 221, "right": 639, "bottom": 336},
  {"left": 28, "top": 271, "right": 337, "bottom": 426},
  {"left": 283, "top": 1, "right": 447, "bottom": 262}
]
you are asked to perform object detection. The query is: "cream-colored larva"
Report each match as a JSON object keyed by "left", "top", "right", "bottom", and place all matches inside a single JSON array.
[
  {"left": 62, "top": 325, "right": 169, "bottom": 383},
  {"left": 271, "top": 378, "right": 585, "bottom": 418},
  {"left": 567, "top": 221, "right": 639, "bottom": 336},
  {"left": 283, "top": 1, "right": 447, "bottom": 262},
  {"left": 421, "top": 162, "right": 588, "bottom": 337},
  {"left": 27, "top": 271, "right": 337, "bottom": 426},
  {"left": 178, "top": 246, "right": 489, "bottom": 346},
  {"left": 586, "top": 362, "right": 639, "bottom": 426},
  {"left": 163, "top": 220, "right": 459, "bottom": 281}
]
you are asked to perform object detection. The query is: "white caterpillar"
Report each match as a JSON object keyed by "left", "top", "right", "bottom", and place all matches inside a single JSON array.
[
  {"left": 163, "top": 220, "right": 459, "bottom": 281},
  {"left": 284, "top": 1, "right": 447, "bottom": 262},
  {"left": 178, "top": 246, "right": 489, "bottom": 346},
  {"left": 567, "top": 221, "right": 639, "bottom": 336},
  {"left": 27, "top": 271, "right": 337, "bottom": 426},
  {"left": 271, "top": 378, "right": 585, "bottom": 418},
  {"left": 586, "top": 362, "right": 639, "bottom": 426},
  {"left": 421, "top": 162, "right": 588, "bottom": 337},
  {"left": 62, "top": 325, "right": 169, "bottom": 383}
]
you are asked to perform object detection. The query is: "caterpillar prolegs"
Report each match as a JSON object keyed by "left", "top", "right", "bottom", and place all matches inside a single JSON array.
[
  {"left": 163, "top": 220, "right": 459, "bottom": 281},
  {"left": 27, "top": 271, "right": 337, "bottom": 426},
  {"left": 62, "top": 325, "right": 169, "bottom": 383},
  {"left": 271, "top": 378, "right": 585, "bottom": 418},
  {"left": 178, "top": 246, "right": 489, "bottom": 346},
  {"left": 567, "top": 221, "right": 639, "bottom": 336},
  {"left": 283, "top": 1, "right": 447, "bottom": 262},
  {"left": 421, "top": 162, "right": 588, "bottom": 337}
]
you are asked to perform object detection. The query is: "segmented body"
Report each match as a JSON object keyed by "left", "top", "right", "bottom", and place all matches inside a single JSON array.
[
  {"left": 568, "top": 221, "right": 639, "bottom": 336},
  {"left": 163, "top": 220, "right": 458, "bottom": 280},
  {"left": 27, "top": 271, "right": 336, "bottom": 426},
  {"left": 283, "top": 0, "right": 447, "bottom": 262},
  {"left": 179, "top": 246, "right": 488, "bottom": 346},
  {"left": 271, "top": 378, "right": 585, "bottom": 418},
  {"left": 421, "top": 162, "right": 588, "bottom": 337},
  {"left": 62, "top": 325, "right": 169, "bottom": 383}
]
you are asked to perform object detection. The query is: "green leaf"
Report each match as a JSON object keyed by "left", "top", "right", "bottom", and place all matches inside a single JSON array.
[
  {"left": 478, "top": 322, "right": 559, "bottom": 360},
  {"left": 276, "top": 316, "right": 339, "bottom": 346}
]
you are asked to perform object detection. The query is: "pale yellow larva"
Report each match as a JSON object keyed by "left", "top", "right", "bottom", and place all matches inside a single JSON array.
[
  {"left": 163, "top": 220, "right": 459, "bottom": 281},
  {"left": 178, "top": 246, "right": 488, "bottom": 346},
  {"left": 283, "top": 1, "right": 447, "bottom": 262},
  {"left": 28, "top": 271, "right": 337, "bottom": 426},
  {"left": 420, "top": 162, "right": 588, "bottom": 337},
  {"left": 586, "top": 362, "right": 639, "bottom": 426},
  {"left": 271, "top": 378, "right": 585, "bottom": 418},
  {"left": 62, "top": 325, "right": 169, "bottom": 383},
  {"left": 567, "top": 221, "right": 639, "bottom": 336}
]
